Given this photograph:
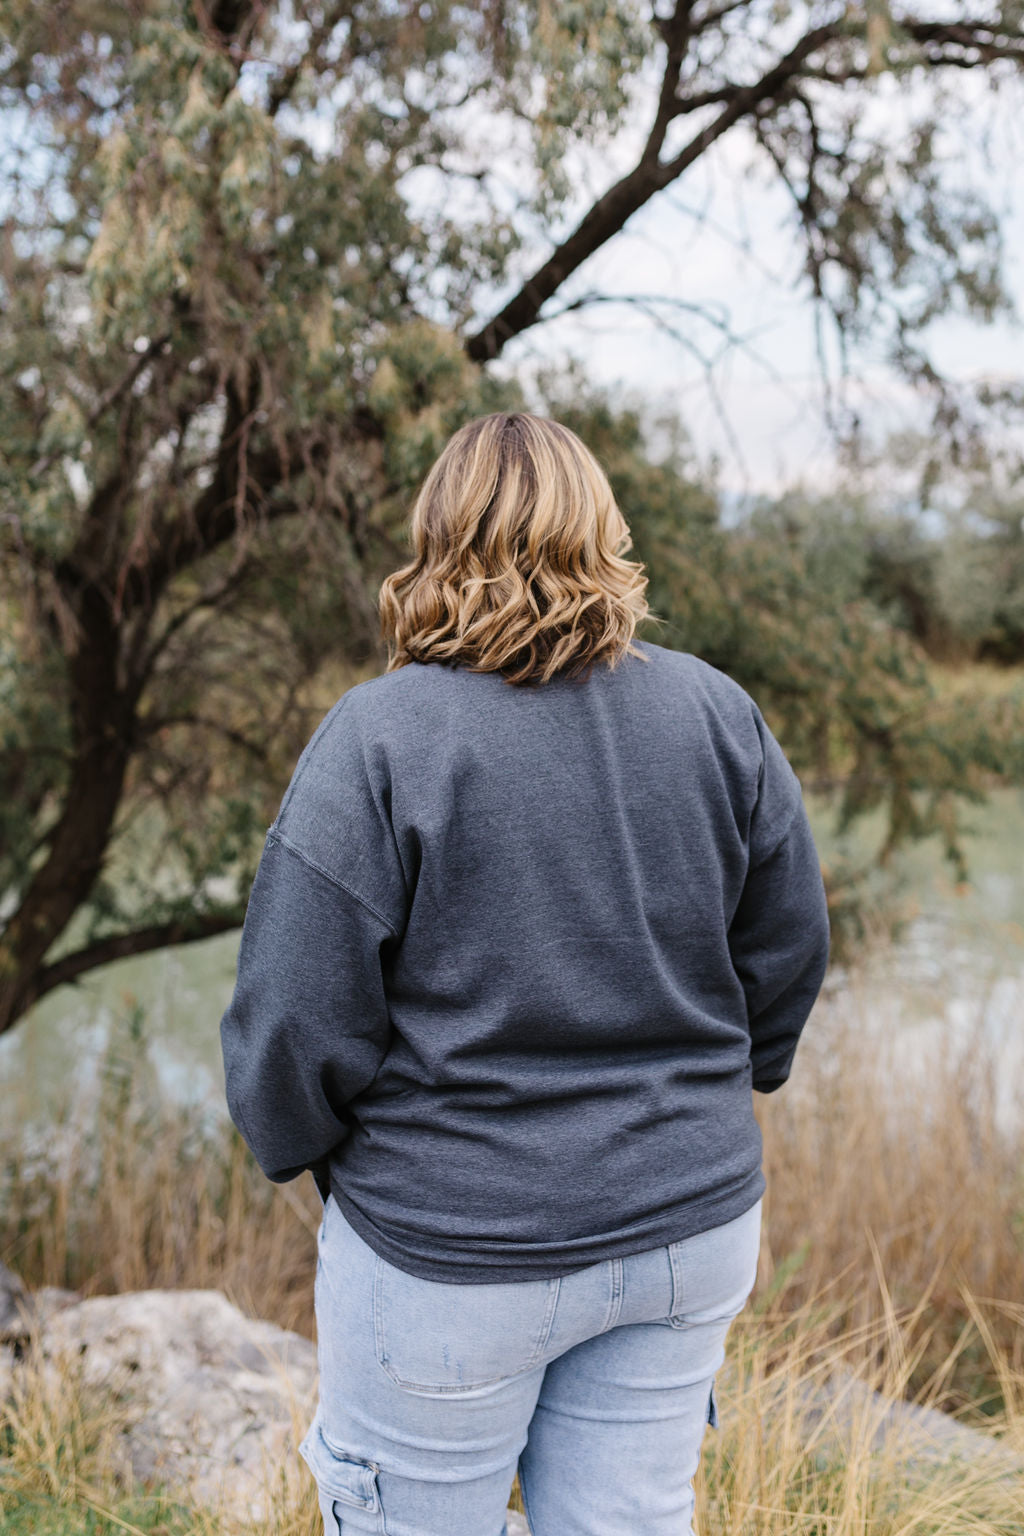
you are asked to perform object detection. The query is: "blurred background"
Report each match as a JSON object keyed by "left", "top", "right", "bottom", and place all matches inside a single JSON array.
[{"left": 2, "top": 3, "right": 1023, "bottom": 1533}]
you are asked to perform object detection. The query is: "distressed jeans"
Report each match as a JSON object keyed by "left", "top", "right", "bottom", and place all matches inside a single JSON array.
[{"left": 300, "top": 1193, "right": 762, "bottom": 1536}]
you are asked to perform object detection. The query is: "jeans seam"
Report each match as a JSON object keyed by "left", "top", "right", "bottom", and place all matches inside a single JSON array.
[
  {"left": 601, "top": 1257, "right": 624, "bottom": 1333},
  {"left": 534, "top": 1274, "right": 561, "bottom": 1366},
  {"left": 373, "top": 1253, "right": 388, "bottom": 1377},
  {"left": 518, "top": 1459, "right": 537, "bottom": 1536}
]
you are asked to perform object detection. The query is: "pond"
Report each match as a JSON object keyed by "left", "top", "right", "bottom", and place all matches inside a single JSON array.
[{"left": 3, "top": 787, "right": 1024, "bottom": 1136}]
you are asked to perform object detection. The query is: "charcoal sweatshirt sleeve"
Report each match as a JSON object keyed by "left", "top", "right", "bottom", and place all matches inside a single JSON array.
[
  {"left": 219, "top": 697, "right": 408, "bottom": 1185},
  {"left": 728, "top": 705, "right": 831, "bottom": 1093}
]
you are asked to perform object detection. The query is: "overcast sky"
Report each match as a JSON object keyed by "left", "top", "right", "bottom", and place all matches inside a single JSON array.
[
  {"left": 485, "top": 88, "right": 1024, "bottom": 497},
  {"left": 6, "top": 29, "right": 1021, "bottom": 501}
]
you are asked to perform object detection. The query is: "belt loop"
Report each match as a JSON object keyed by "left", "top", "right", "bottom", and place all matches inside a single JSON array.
[{"left": 668, "top": 1239, "right": 685, "bottom": 1320}]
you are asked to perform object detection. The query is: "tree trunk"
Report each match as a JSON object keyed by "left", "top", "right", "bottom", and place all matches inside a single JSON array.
[{"left": 0, "top": 585, "right": 135, "bottom": 1035}]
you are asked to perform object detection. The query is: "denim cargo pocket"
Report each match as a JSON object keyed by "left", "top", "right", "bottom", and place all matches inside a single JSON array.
[
  {"left": 299, "top": 1414, "right": 384, "bottom": 1533},
  {"left": 373, "top": 1254, "right": 560, "bottom": 1394}
]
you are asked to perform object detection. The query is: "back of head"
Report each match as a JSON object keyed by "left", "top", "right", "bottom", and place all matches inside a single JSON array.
[{"left": 379, "top": 412, "right": 650, "bottom": 685}]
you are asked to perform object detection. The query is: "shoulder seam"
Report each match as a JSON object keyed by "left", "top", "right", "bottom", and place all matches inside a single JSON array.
[{"left": 267, "top": 827, "right": 400, "bottom": 937}]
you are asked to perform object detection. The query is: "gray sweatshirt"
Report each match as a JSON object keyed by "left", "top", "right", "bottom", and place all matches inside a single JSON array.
[{"left": 219, "top": 640, "right": 830, "bottom": 1281}]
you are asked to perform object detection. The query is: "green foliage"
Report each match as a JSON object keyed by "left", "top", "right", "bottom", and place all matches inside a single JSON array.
[
  {"left": 753, "top": 465, "right": 1024, "bottom": 665},
  {"left": 0, "top": 621, "right": 72, "bottom": 881},
  {"left": 1, "top": 0, "right": 1023, "bottom": 1027}
]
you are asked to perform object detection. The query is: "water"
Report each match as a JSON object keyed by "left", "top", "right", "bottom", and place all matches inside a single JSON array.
[
  {"left": 2, "top": 928, "right": 240, "bottom": 1135},
  {"left": 806, "top": 787, "right": 1024, "bottom": 1131},
  {"left": 3, "top": 788, "right": 1024, "bottom": 1135}
]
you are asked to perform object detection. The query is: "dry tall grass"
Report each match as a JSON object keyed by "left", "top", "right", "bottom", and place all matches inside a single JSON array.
[
  {"left": 2, "top": 1278, "right": 1021, "bottom": 1535},
  {"left": 2, "top": 968, "right": 1022, "bottom": 1414},
  {"left": 1, "top": 993, "right": 319, "bottom": 1337},
  {"left": 693, "top": 1297, "right": 1024, "bottom": 1536},
  {"left": 758, "top": 970, "right": 1024, "bottom": 1418}
]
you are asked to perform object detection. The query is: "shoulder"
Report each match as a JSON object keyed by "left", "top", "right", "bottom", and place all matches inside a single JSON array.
[
  {"left": 632, "top": 640, "right": 761, "bottom": 722},
  {"left": 636, "top": 643, "right": 804, "bottom": 830},
  {"left": 343, "top": 661, "right": 457, "bottom": 710},
  {"left": 308, "top": 664, "right": 449, "bottom": 730},
  {"left": 326, "top": 662, "right": 471, "bottom": 739}
]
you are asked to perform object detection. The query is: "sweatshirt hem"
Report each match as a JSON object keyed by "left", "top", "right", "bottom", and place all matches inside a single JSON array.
[{"left": 329, "top": 1168, "right": 767, "bottom": 1283}]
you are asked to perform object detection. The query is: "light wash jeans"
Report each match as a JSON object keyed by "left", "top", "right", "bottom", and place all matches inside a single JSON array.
[{"left": 299, "top": 1194, "right": 762, "bottom": 1536}]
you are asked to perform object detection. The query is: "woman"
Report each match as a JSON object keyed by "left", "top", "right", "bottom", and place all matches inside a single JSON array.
[{"left": 220, "top": 412, "right": 830, "bottom": 1536}]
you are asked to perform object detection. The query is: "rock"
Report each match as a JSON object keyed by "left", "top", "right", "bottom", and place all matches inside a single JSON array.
[
  {"left": 715, "top": 1357, "right": 1023, "bottom": 1487},
  {"left": 1, "top": 1262, "right": 79, "bottom": 1346},
  {"left": 26, "top": 1286, "right": 530, "bottom": 1528},
  {"left": 0, "top": 1261, "right": 32, "bottom": 1343},
  {"left": 34, "top": 1285, "right": 82, "bottom": 1321},
  {"left": 794, "top": 1364, "right": 1024, "bottom": 1483},
  {"left": 38, "top": 1289, "right": 318, "bottom": 1523},
  {"left": 0, "top": 1341, "right": 16, "bottom": 1401},
  {"left": 0, "top": 1265, "right": 82, "bottom": 1459}
]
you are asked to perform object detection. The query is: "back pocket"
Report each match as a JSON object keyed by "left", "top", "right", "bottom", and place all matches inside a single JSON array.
[{"left": 373, "top": 1255, "right": 560, "bottom": 1394}]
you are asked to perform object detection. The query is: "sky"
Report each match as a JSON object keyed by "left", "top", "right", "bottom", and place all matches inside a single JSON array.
[
  {"left": 5, "top": 22, "right": 1022, "bottom": 500},
  {"left": 256, "top": 21, "right": 1024, "bottom": 500},
  {"left": 480, "top": 88, "right": 1024, "bottom": 496}
]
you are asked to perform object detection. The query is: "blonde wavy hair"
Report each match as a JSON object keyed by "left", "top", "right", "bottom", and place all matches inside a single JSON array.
[{"left": 378, "top": 412, "right": 650, "bottom": 685}]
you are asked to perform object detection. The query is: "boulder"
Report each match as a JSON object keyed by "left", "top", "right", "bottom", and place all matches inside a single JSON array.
[
  {"left": 793, "top": 1363, "right": 1024, "bottom": 1483},
  {"left": 10, "top": 1282, "right": 531, "bottom": 1529},
  {"left": 0, "top": 1260, "right": 31, "bottom": 1343},
  {"left": 1, "top": 1263, "right": 79, "bottom": 1405},
  {"left": 1, "top": 1262, "right": 79, "bottom": 1344},
  {"left": 3, "top": 1273, "right": 1019, "bottom": 1532},
  {"left": 36, "top": 1288, "right": 318, "bottom": 1523}
]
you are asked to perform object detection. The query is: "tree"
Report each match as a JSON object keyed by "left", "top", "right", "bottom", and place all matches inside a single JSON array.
[
  {"left": 746, "top": 438, "right": 1024, "bottom": 664},
  {"left": 541, "top": 381, "right": 1024, "bottom": 912},
  {"left": 2, "top": 0, "right": 1023, "bottom": 1036}
]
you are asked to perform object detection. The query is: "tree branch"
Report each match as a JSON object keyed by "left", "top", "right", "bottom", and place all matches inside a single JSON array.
[
  {"left": 100, "top": 363, "right": 266, "bottom": 617},
  {"left": 28, "top": 335, "right": 172, "bottom": 481},
  {"left": 900, "top": 17, "right": 1024, "bottom": 68},
  {"left": 130, "top": 558, "right": 256, "bottom": 691},
  {"left": 465, "top": 22, "right": 841, "bottom": 361},
  {"left": 137, "top": 711, "right": 269, "bottom": 760},
  {"left": 267, "top": 0, "right": 358, "bottom": 116},
  {"left": 691, "top": 0, "right": 754, "bottom": 33},
  {"left": 645, "top": 1, "right": 700, "bottom": 165},
  {"left": 31, "top": 910, "right": 247, "bottom": 1005},
  {"left": 466, "top": 11, "right": 1024, "bottom": 366}
]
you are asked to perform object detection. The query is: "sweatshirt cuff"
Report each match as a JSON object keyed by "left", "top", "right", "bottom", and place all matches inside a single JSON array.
[{"left": 752, "top": 1074, "right": 788, "bottom": 1094}]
